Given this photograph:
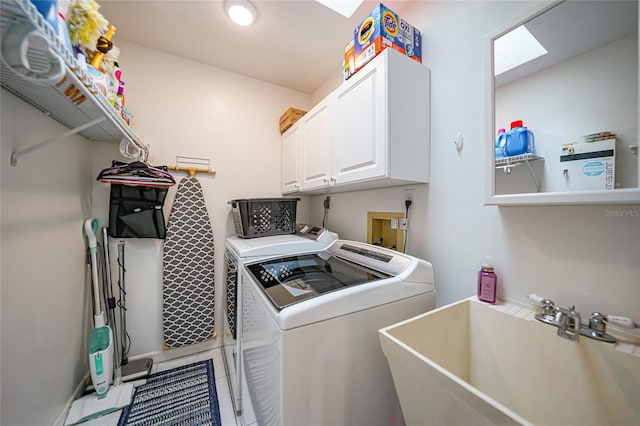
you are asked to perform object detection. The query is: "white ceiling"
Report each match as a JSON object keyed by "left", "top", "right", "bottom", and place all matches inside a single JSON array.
[
  {"left": 98, "top": 0, "right": 412, "bottom": 95},
  {"left": 496, "top": 1, "right": 638, "bottom": 87},
  {"left": 97, "top": 1, "right": 638, "bottom": 94}
]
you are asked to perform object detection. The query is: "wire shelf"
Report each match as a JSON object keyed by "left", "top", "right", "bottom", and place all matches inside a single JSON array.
[
  {"left": 495, "top": 153, "right": 544, "bottom": 168},
  {"left": 1, "top": 0, "right": 146, "bottom": 162}
]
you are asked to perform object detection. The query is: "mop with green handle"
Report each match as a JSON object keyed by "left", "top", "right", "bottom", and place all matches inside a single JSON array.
[
  {"left": 85, "top": 218, "right": 113, "bottom": 394},
  {"left": 64, "top": 219, "right": 134, "bottom": 425}
]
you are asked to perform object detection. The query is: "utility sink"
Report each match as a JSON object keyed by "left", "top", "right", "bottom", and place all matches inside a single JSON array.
[{"left": 379, "top": 298, "right": 640, "bottom": 426}]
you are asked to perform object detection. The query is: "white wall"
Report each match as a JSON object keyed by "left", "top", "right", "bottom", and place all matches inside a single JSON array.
[
  {"left": 1, "top": 90, "right": 93, "bottom": 425},
  {"left": 91, "top": 40, "right": 313, "bottom": 358},
  {"left": 309, "top": 1, "right": 640, "bottom": 321},
  {"left": 496, "top": 34, "right": 638, "bottom": 193}
]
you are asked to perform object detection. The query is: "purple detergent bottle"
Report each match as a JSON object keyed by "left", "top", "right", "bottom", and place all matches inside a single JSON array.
[
  {"left": 477, "top": 258, "right": 497, "bottom": 304},
  {"left": 495, "top": 128, "right": 507, "bottom": 159}
]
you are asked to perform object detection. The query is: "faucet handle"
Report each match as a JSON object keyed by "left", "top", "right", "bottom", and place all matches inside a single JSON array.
[
  {"left": 540, "top": 299, "right": 555, "bottom": 316},
  {"left": 606, "top": 315, "right": 639, "bottom": 329},
  {"left": 589, "top": 312, "right": 607, "bottom": 333},
  {"left": 528, "top": 293, "right": 546, "bottom": 304},
  {"left": 580, "top": 311, "right": 617, "bottom": 343},
  {"left": 528, "top": 293, "right": 555, "bottom": 316}
]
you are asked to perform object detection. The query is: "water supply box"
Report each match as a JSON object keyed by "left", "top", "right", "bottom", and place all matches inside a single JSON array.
[
  {"left": 354, "top": 3, "right": 422, "bottom": 72},
  {"left": 279, "top": 107, "right": 307, "bottom": 134},
  {"left": 559, "top": 139, "right": 615, "bottom": 191}
]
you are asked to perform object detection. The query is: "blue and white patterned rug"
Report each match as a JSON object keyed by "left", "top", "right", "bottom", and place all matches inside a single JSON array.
[{"left": 118, "top": 360, "right": 221, "bottom": 426}]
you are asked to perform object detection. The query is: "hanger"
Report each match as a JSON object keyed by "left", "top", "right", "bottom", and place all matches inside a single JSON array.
[{"left": 97, "top": 160, "right": 176, "bottom": 187}]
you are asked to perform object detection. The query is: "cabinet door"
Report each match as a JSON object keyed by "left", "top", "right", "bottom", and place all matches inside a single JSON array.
[
  {"left": 332, "top": 60, "right": 387, "bottom": 184},
  {"left": 301, "top": 98, "right": 332, "bottom": 190},
  {"left": 281, "top": 124, "right": 301, "bottom": 193}
]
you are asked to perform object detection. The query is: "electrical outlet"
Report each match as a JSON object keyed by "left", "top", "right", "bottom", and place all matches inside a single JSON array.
[
  {"left": 400, "top": 218, "right": 408, "bottom": 230},
  {"left": 404, "top": 189, "right": 415, "bottom": 204},
  {"left": 324, "top": 196, "right": 331, "bottom": 209}
]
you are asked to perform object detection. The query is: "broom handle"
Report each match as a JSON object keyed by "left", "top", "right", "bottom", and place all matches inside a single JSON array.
[
  {"left": 118, "top": 240, "right": 128, "bottom": 364},
  {"left": 102, "top": 227, "right": 122, "bottom": 384}
]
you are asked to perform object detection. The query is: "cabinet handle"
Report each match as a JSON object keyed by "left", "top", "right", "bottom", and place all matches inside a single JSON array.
[
  {"left": 323, "top": 177, "right": 330, "bottom": 184},
  {"left": 330, "top": 177, "right": 337, "bottom": 185}
]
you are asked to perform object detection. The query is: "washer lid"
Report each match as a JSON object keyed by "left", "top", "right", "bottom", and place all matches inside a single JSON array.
[
  {"left": 226, "top": 225, "right": 337, "bottom": 258},
  {"left": 245, "top": 252, "right": 391, "bottom": 310}
]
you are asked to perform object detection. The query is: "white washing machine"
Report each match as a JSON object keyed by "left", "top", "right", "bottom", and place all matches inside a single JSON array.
[
  {"left": 222, "top": 225, "right": 337, "bottom": 415},
  {"left": 241, "top": 240, "right": 436, "bottom": 426}
]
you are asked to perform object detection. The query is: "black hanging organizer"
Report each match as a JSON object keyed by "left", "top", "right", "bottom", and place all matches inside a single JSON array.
[{"left": 97, "top": 161, "right": 176, "bottom": 239}]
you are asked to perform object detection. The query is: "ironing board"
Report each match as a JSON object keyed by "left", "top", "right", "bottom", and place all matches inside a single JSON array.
[{"left": 162, "top": 176, "right": 215, "bottom": 348}]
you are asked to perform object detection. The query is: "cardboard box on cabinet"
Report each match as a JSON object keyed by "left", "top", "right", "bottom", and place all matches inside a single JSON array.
[
  {"left": 354, "top": 3, "right": 422, "bottom": 72},
  {"left": 279, "top": 107, "right": 307, "bottom": 134}
]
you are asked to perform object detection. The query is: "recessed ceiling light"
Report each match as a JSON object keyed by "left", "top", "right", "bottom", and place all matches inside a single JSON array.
[
  {"left": 225, "top": 0, "right": 257, "bottom": 26},
  {"left": 494, "top": 25, "right": 548, "bottom": 75},
  {"left": 315, "top": 0, "right": 364, "bottom": 18}
]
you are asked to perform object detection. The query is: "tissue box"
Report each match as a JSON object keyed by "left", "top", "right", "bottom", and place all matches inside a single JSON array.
[
  {"left": 354, "top": 3, "right": 422, "bottom": 72},
  {"left": 279, "top": 108, "right": 307, "bottom": 134}
]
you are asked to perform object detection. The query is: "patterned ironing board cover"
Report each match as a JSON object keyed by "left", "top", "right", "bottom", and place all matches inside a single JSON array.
[{"left": 162, "top": 176, "right": 215, "bottom": 348}]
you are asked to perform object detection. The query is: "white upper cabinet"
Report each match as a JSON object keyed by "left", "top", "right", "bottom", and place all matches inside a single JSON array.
[
  {"left": 332, "top": 57, "right": 387, "bottom": 185},
  {"left": 282, "top": 123, "right": 302, "bottom": 193},
  {"left": 283, "top": 48, "right": 430, "bottom": 194},
  {"left": 300, "top": 97, "right": 333, "bottom": 190}
]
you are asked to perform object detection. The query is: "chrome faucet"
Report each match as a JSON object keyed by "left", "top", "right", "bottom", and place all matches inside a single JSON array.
[
  {"left": 555, "top": 305, "right": 581, "bottom": 341},
  {"left": 528, "top": 294, "right": 617, "bottom": 343}
]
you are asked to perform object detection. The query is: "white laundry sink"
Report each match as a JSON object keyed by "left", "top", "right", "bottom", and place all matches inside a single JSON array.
[{"left": 379, "top": 298, "right": 640, "bottom": 426}]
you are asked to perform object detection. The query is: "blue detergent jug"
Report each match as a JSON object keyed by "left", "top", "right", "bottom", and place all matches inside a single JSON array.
[
  {"left": 31, "top": 1, "right": 59, "bottom": 34},
  {"left": 505, "top": 120, "right": 535, "bottom": 156},
  {"left": 495, "top": 128, "right": 507, "bottom": 158}
]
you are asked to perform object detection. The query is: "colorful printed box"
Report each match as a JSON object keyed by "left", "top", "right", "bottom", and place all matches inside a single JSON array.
[
  {"left": 343, "top": 39, "right": 355, "bottom": 80},
  {"left": 354, "top": 3, "right": 422, "bottom": 71}
]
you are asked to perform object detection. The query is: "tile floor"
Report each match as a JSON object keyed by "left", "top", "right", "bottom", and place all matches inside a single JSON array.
[{"left": 85, "top": 347, "right": 251, "bottom": 426}]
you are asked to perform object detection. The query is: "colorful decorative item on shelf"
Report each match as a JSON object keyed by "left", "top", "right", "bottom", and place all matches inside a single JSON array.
[
  {"left": 581, "top": 131, "right": 616, "bottom": 143},
  {"left": 60, "top": 1, "right": 130, "bottom": 121},
  {"left": 86, "top": 24, "right": 115, "bottom": 96},
  {"left": 89, "top": 23, "right": 114, "bottom": 68},
  {"left": 67, "top": 0, "right": 107, "bottom": 52}
]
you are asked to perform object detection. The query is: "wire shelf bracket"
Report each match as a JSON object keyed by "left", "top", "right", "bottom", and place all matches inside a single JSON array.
[
  {"left": 495, "top": 153, "right": 545, "bottom": 192},
  {"left": 11, "top": 116, "right": 106, "bottom": 166}
]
